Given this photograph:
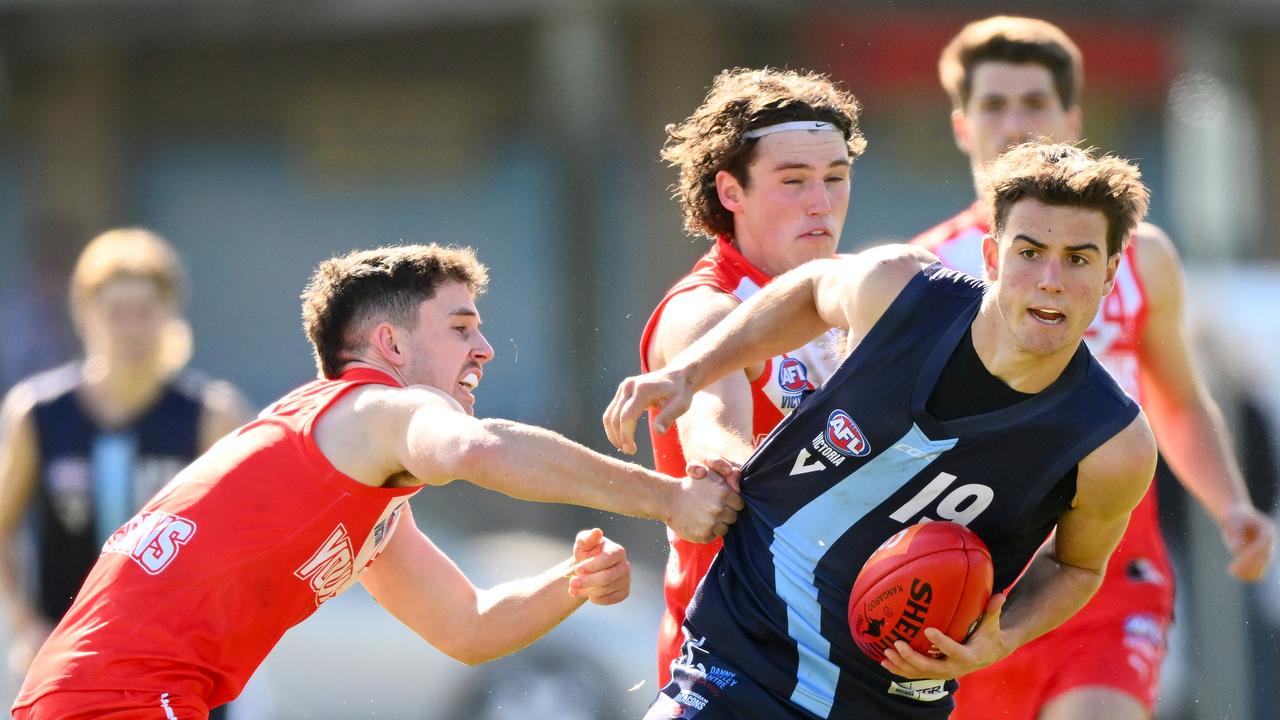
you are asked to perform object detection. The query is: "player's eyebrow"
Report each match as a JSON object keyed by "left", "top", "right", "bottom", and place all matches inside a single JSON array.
[
  {"left": 771, "top": 159, "right": 851, "bottom": 172},
  {"left": 448, "top": 308, "right": 482, "bottom": 324},
  {"left": 1015, "top": 235, "right": 1102, "bottom": 255}
]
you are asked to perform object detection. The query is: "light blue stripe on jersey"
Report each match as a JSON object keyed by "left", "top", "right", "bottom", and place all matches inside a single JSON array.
[
  {"left": 93, "top": 432, "right": 138, "bottom": 546},
  {"left": 771, "top": 424, "right": 957, "bottom": 718}
]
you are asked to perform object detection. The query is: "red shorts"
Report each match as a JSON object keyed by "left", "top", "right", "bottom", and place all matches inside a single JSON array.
[
  {"left": 13, "top": 689, "right": 209, "bottom": 720},
  {"left": 951, "top": 611, "right": 1170, "bottom": 720}
]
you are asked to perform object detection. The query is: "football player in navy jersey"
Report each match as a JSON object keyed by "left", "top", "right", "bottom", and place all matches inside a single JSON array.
[{"left": 605, "top": 142, "right": 1159, "bottom": 719}]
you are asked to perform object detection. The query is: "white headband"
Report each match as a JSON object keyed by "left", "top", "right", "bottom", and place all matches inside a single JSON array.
[{"left": 743, "top": 121, "right": 839, "bottom": 140}]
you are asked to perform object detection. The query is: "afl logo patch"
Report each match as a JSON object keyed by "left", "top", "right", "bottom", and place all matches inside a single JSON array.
[
  {"left": 825, "top": 409, "right": 870, "bottom": 457},
  {"left": 777, "top": 357, "right": 810, "bottom": 393}
]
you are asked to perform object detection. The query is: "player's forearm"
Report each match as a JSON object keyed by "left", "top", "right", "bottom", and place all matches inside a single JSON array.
[
  {"left": 672, "top": 264, "right": 833, "bottom": 393},
  {"left": 1148, "top": 395, "right": 1254, "bottom": 521},
  {"left": 998, "top": 552, "right": 1103, "bottom": 650},
  {"left": 458, "top": 559, "right": 586, "bottom": 665},
  {"left": 460, "top": 419, "right": 674, "bottom": 524}
]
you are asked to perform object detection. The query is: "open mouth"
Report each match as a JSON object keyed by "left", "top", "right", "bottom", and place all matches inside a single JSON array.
[
  {"left": 1028, "top": 307, "right": 1066, "bottom": 325},
  {"left": 459, "top": 371, "right": 481, "bottom": 391}
]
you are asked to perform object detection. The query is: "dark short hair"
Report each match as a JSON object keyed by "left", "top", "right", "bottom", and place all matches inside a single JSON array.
[
  {"left": 662, "top": 67, "right": 866, "bottom": 239},
  {"left": 300, "top": 244, "right": 489, "bottom": 378},
  {"left": 983, "top": 142, "right": 1149, "bottom": 257},
  {"left": 939, "top": 16, "right": 1083, "bottom": 111}
]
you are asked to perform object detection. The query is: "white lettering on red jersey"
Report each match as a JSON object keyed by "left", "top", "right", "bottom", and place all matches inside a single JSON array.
[
  {"left": 102, "top": 511, "right": 197, "bottom": 575},
  {"left": 296, "top": 499, "right": 407, "bottom": 606}
]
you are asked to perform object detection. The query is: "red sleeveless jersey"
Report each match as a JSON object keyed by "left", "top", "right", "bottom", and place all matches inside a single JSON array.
[
  {"left": 912, "top": 204, "right": 1173, "bottom": 624},
  {"left": 639, "top": 236, "right": 840, "bottom": 682},
  {"left": 15, "top": 368, "right": 421, "bottom": 712}
]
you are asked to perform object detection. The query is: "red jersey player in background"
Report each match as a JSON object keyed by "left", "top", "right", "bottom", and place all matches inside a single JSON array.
[
  {"left": 638, "top": 68, "right": 864, "bottom": 684},
  {"left": 11, "top": 244, "right": 742, "bottom": 720},
  {"left": 911, "top": 16, "right": 1275, "bottom": 720}
]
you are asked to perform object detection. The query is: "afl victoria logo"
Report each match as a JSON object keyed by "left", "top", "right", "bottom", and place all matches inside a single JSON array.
[
  {"left": 825, "top": 409, "right": 869, "bottom": 457},
  {"left": 777, "top": 357, "right": 809, "bottom": 393}
]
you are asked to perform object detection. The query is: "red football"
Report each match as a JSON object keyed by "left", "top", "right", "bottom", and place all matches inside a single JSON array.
[{"left": 848, "top": 521, "right": 993, "bottom": 663}]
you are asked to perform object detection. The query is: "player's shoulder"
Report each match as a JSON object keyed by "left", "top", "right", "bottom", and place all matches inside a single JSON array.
[
  {"left": 1079, "top": 411, "right": 1157, "bottom": 511},
  {"left": 173, "top": 369, "right": 250, "bottom": 414},
  {"left": 13, "top": 362, "right": 82, "bottom": 407},
  {"left": 344, "top": 382, "right": 462, "bottom": 422},
  {"left": 848, "top": 244, "right": 962, "bottom": 300},
  {"left": 659, "top": 285, "right": 738, "bottom": 329},
  {"left": 1131, "top": 222, "right": 1181, "bottom": 276},
  {"left": 0, "top": 376, "right": 40, "bottom": 429}
]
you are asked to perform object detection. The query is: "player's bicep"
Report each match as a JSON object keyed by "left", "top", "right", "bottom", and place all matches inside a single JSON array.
[
  {"left": 1134, "top": 227, "right": 1202, "bottom": 409},
  {"left": 394, "top": 388, "right": 494, "bottom": 486},
  {"left": 0, "top": 386, "right": 39, "bottom": 534},
  {"left": 1056, "top": 414, "right": 1157, "bottom": 571},
  {"left": 648, "top": 288, "right": 740, "bottom": 371}
]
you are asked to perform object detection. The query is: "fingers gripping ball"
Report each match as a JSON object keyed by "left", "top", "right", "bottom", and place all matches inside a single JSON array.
[{"left": 848, "top": 521, "right": 993, "bottom": 663}]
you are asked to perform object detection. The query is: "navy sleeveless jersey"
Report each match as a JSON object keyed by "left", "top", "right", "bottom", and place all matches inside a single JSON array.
[
  {"left": 682, "top": 264, "right": 1139, "bottom": 719},
  {"left": 27, "top": 362, "right": 208, "bottom": 621}
]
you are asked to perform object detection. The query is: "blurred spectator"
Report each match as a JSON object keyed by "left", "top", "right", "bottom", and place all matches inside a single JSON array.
[{"left": 0, "top": 228, "right": 251, "bottom": 718}]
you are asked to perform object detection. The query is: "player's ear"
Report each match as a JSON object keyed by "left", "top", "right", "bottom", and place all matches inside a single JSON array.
[
  {"left": 981, "top": 233, "right": 1001, "bottom": 281},
  {"left": 369, "top": 322, "right": 406, "bottom": 366},
  {"left": 1101, "top": 250, "right": 1121, "bottom": 297},
  {"left": 716, "top": 170, "right": 745, "bottom": 214},
  {"left": 951, "top": 108, "right": 972, "bottom": 156}
]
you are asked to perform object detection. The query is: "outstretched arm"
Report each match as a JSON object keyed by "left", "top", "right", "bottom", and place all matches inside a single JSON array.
[
  {"left": 604, "top": 245, "right": 936, "bottom": 454},
  {"left": 883, "top": 412, "right": 1158, "bottom": 679},
  {"left": 361, "top": 506, "right": 629, "bottom": 665},
  {"left": 1134, "top": 224, "right": 1273, "bottom": 581},
  {"left": 341, "top": 387, "right": 742, "bottom": 543}
]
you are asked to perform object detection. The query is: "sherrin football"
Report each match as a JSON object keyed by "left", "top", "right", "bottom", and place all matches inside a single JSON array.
[{"left": 848, "top": 521, "right": 993, "bottom": 664}]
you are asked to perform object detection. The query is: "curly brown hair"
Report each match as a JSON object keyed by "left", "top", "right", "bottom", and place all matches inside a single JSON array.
[
  {"left": 939, "top": 16, "right": 1083, "bottom": 111},
  {"left": 300, "top": 244, "right": 489, "bottom": 378},
  {"left": 983, "top": 142, "right": 1148, "bottom": 257},
  {"left": 661, "top": 67, "right": 867, "bottom": 239}
]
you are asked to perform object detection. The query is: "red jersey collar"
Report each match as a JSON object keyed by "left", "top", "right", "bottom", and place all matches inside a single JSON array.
[
  {"left": 336, "top": 366, "right": 403, "bottom": 388},
  {"left": 714, "top": 235, "right": 776, "bottom": 284}
]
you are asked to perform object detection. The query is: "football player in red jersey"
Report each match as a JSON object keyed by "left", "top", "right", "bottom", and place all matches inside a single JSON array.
[
  {"left": 11, "top": 244, "right": 741, "bottom": 720},
  {"left": 638, "top": 67, "right": 864, "bottom": 684},
  {"left": 910, "top": 16, "right": 1274, "bottom": 720}
]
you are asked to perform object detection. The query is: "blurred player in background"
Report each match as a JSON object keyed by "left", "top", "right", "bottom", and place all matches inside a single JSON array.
[
  {"left": 641, "top": 67, "right": 863, "bottom": 684},
  {"left": 911, "top": 16, "right": 1275, "bottom": 719},
  {"left": 0, "top": 228, "right": 251, "bottom": 719},
  {"left": 607, "top": 142, "right": 1158, "bottom": 719},
  {"left": 12, "top": 243, "right": 741, "bottom": 720}
]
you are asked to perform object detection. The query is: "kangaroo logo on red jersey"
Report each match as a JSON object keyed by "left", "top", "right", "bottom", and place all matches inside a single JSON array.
[
  {"left": 295, "top": 524, "right": 355, "bottom": 606},
  {"left": 777, "top": 357, "right": 810, "bottom": 394},
  {"left": 102, "top": 511, "right": 197, "bottom": 575},
  {"left": 825, "top": 409, "right": 869, "bottom": 457}
]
